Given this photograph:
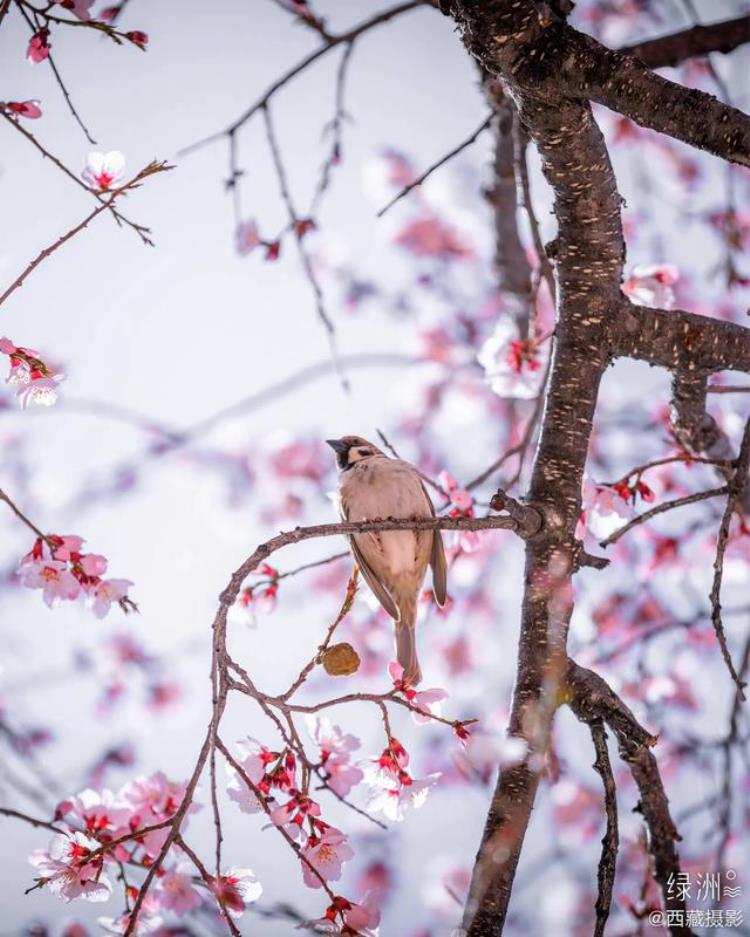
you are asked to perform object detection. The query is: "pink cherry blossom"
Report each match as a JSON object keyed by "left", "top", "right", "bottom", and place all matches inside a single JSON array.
[
  {"left": 235, "top": 220, "right": 261, "bottom": 256},
  {"left": 29, "top": 832, "right": 111, "bottom": 903},
  {"left": 18, "top": 558, "right": 81, "bottom": 607},
  {"left": 120, "top": 771, "right": 195, "bottom": 856},
  {"left": 210, "top": 867, "right": 263, "bottom": 916},
  {"left": 579, "top": 474, "right": 634, "bottom": 542},
  {"left": 341, "top": 894, "right": 381, "bottom": 935},
  {"left": 155, "top": 863, "right": 203, "bottom": 914},
  {"left": 56, "top": 787, "right": 130, "bottom": 838},
  {"left": 91, "top": 578, "right": 134, "bottom": 617},
  {"left": 2, "top": 339, "right": 63, "bottom": 407},
  {"left": 98, "top": 901, "right": 163, "bottom": 936},
  {"left": 50, "top": 535, "right": 86, "bottom": 561},
  {"left": 388, "top": 661, "right": 448, "bottom": 724},
  {"left": 301, "top": 826, "right": 354, "bottom": 888},
  {"left": 27, "top": 29, "right": 50, "bottom": 64},
  {"left": 364, "top": 768, "right": 439, "bottom": 822},
  {"left": 395, "top": 216, "right": 473, "bottom": 261},
  {"left": 325, "top": 761, "right": 365, "bottom": 798},
  {"left": 54, "top": 0, "right": 94, "bottom": 21},
  {"left": 623, "top": 263, "right": 679, "bottom": 309},
  {"left": 305, "top": 715, "right": 360, "bottom": 759},
  {"left": 268, "top": 791, "right": 321, "bottom": 837},
  {"left": 305, "top": 717, "right": 364, "bottom": 796},
  {"left": 6, "top": 100, "right": 42, "bottom": 119},
  {"left": 16, "top": 375, "right": 61, "bottom": 407},
  {"left": 478, "top": 318, "right": 543, "bottom": 400},
  {"left": 226, "top": 737, "right": 272, "bottom": 813},
  {"left": 81, "top": 151, "right": 126, "bottom": 191},
  {"left": 79, "top": 553, "right": 108, "bottom": 577}
]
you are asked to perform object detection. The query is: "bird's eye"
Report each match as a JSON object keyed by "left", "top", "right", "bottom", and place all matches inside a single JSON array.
[{"left": 357, "top": 448, "right": 373, "bottom": 457}]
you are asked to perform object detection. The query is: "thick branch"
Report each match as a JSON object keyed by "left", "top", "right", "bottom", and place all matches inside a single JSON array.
[
  {"left": 483, "top": 81, "right": 533, "bottom": 329},
  {"left": 616, "top": 301, "right": 750, "bottom": 374},
  {"left": 454, "top": 15, "right": 626, "bottom": 929},
  {"left": 622, "top": 15, "right": 750, "bottom": 70},
  {"left": 566, "top": 661, "right": 693, "bottom": 937},
  {"left": 670, "top": 370, "right": 734, "bottom": 461},
  {"left": 442, "top": 1, "right": 750, "bottom": 167}
]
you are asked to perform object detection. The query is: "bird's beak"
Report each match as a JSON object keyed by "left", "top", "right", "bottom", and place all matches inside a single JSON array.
[{"left": 326, "top": 438, "right": 348, "bottom": 456}]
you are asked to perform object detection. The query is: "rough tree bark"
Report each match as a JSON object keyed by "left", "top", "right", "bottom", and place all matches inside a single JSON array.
[{"left": 433, "top": 2, "right": 750, "bottom": 934}]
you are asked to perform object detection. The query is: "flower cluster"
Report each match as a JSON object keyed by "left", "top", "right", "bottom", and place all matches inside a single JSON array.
[
  {"left": 232, "top": 562, "right": 279, "bottom": 624},
  {"left": 225, "top": 734, "right": 360, "bottom": 906},
  {"left": 223, "top": 716, "right": 442, "bottom": 927},
  {"left": 1, "top": 337, "right": 62, "bottom": 407},
  {"left": 306, "top": 715, "right": 364, "bottom": 797},
  {"left": 18, "top": 534, "right": 135, "bottom": 616},
  {"left": 363, "top": 736, "right": 440, "bottom": 823},
  {"left": 29, "top": 772, "right": 260, "bottom": 929}
]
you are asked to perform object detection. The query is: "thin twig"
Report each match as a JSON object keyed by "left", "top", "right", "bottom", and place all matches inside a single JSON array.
[
  {"left": 0, "top": 487, "right": 50, "bottom": 542},
  {"left": 179, "top": 1, "right": 429, "bottom": 156},
  {"left": 262, "top": 104, "right": 348, "bottom": 392},
  {"left": 0, "top": 112, "right": 151, "bottom": 242},
  {"left": 377, "top": 112, "right": 494, "bottom": 217},
  {"left": 0, "top": 161, "right": 171, "bottom": 308},
  {"left": 599, "top": 485, "right": 729, "bottom": 547},
  {"left": 0, "top": 806, "right": 63, "bottom": 834},
  {"left": 589, "top": 722, "right": 618, "bottom": 937}
]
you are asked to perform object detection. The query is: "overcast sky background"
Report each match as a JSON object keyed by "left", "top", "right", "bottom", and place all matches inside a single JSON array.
[{"left": 1, "top": 0, "right": 749, "bottom": 934}]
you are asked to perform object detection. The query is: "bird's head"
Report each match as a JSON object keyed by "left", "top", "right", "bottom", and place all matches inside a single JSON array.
[{"left": 326, "top": 436, "right": 383, "bottom": 471}]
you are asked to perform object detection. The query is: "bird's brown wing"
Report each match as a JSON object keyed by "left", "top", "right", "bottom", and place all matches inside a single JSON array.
[
  {"left": 347, "top": 536, "right": 400, "bottom": 621},
  {"left": 339, "top": 493, "right": 400, "bottom": 621},
  {"left": 420, "top": 481, "right": 448, "bottom": 607}
]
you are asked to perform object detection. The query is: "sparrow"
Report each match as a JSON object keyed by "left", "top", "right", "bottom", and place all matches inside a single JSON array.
[{"left": 327, "top": 436, "right": 447, "bottom": 685}]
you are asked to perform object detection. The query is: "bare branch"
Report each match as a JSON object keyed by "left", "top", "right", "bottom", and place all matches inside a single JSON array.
[
  {"left": 589, "top": 722, "right": 618, "bottom": 937},
  {"left": 261, "top": 104, "right": 348, "bottom": 391},
  {"left": 376, "top": 112, "right": 493, "bottom": 217},
  {"left": 0, "top": 806, "right": 63, "bottom": 834},
  {"left": 565, "top": 661, "right": 693, "bottom": 936},
  {"left": 709, "top": 418, "right": 750, "bottom": 699},
  {"left": 180, "top": 1, "right": 431, "bottom": 156}
]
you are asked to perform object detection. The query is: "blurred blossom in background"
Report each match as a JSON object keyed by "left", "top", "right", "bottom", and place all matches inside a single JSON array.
[{"left": 1, "top": 0, "right": 749, "bottom": 934}]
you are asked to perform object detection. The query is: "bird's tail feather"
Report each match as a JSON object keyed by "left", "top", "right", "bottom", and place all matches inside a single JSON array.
[{"left": 395, "top": 598, "right": 421, "bottom": 685}]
